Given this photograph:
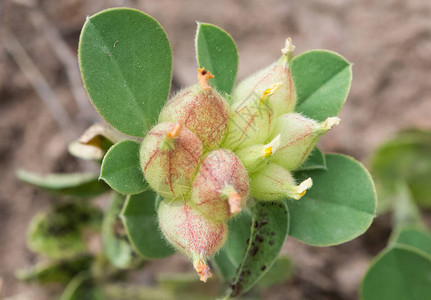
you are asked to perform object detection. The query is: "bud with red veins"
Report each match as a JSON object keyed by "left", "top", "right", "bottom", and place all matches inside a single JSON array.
[
  {"left": 140, "top": 122, "right": 203, "bottom": 200},
  {"left": 235, "top": 135, "right": 281, "bottom": 174},
  {"left": 158, "top": 68, "right": 229, "bottom": 149},
  {"left": 158, "top": 200, "right": 228, "bottom": 282},
  {"left": 231, "top": 38, "right": 297, "bottom": 118},
  {"left": 191, "top": 149, "right": 249, "bottom": 222},
  {"left": 269, "top": 113, "right": 340, "bottom": 171},
  {"left": 250, "top": 163, "right": 312, "bottom": 201},
  {"left": 222, "top": 83, "right": 281, "bottom": 151}
]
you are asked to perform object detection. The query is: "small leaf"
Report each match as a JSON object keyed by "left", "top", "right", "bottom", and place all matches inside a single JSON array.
[
  {"left": 393, "top": 227, "right": 431, "bottom": 256},
  {"left": 227, "top": 201, "right": 289, "bottom": 298},
  {"left": 196, "top": 22, "right": 238, "bottom": 95},
  {"left": 290, "top": 154, "right": 376, "bottom": 246},
  {"left": 27, "top": 202, "right": 103, "bottom": 259},
  {"left": 17, "top": 170, "right": 109, "bottom": 197},
  {"left": 100, "top": 140, "right": 147, "bottom": 195},
  {"left": 361, "top": 245, "right": 431, "bottom": 300},
  {"left": 102, "top": 193, "right": 142, "bottom": 269},
  {"left": 213, "top": 211, "right": 252, "bottom": 281},
  {"left": 79, "top": 8, "right": 172, "bottom": 136},
  {"left": 16, "top": 255, "right": 93, "bottom": 284},
  {"left": 120, "top": 190, "right": 175, "bottom": 258},
  {"left": 296, "top": 148, "right": 326, "bottom": 171},
  {"left": 291, "top": 50, "right": 352, "bottom": 121}
]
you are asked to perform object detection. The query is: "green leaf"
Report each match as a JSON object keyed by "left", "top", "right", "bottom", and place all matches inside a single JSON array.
[
  {"left": 60, "top": 273, "right": 103, "bottom": 300},
  {"left": 100, "top": 140, "right": 147, "bottom": 195},
  {"left": 120, "top": 190, "right": 175, "bottom": 258},
  {"left": 17, "top": 170, "right": 109, "bottom": 197},
  {"left": 371, "top": 129, "right": 431, "bottom": 209},
  {"left": 227, "top": 202, "right": 289, "bottom": 298},
  {"left": 393, "top": 227, "right": 431, "bottom": 256},
  {"left": 27, "top": 202, "right": 102, "bottom": 259},
  {"left": 102, "top": 193, "right": 142, "bottom": 269},
  {"left": 296, "top": 148, "right": 326, "bottom": 171},
  {"left": 290, "top": 154, "right": 376, "bottom": 246},
  {"left": 291, "top": 50, "right": 352, "bottom": 121},
  {"left": 361, "top": 245, "right": 431, "bottom": 300},
  {"left": 79, "top": 8, "right": 172, "bottom": 136},
  {"left": 195, "top": 22, "right": 238, "bottom": 95},
  {"left": 213, "top": 211, "right": 252, "bottom": 281},
  {"left": 16, "top": 255, "right": 93, "bottom": 284},
  {"left": 256, "top": 256, "right": 293, "bottom": 289}
]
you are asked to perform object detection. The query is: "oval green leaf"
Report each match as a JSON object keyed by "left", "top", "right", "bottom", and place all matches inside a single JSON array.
[
  {"left": 296, "top": 148, "right": 326, "bottom": 171},
  {"left": 196, "top": 22, "right": 238, "bottom": 95},
  {"left": 79, "top": 8, "right": 172, "bottom": 136},
  {"left": 227, "top": 201, "right": 289, "bottom": 297},
  {"left": 291, "top": 50, "right": 352, "bottom": 121},
  {"left": 361, "top": 245, "right": 431, "bottom": 300},
  {"left": 17, "top": 170, "right": 109, "bottom": 197},
  {"left": 102, "top": 193, "right": 142, "bottom": 269},
  {"left": 290, "top": 154, "right": 376, "bottom": 246},
  {"left": 393, "top": 227, "right": 431, "bottom": 255},
  {"left": 100, "top": 140, "right": 147, "bottom": 195},
  {"left": 120, "top": 190, "right": 175, "bottom": 258}
]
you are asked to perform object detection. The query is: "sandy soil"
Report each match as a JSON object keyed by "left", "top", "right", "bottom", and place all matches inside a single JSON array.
[{"left": 1, "top": 0, "right": 430, "bottom": 299}]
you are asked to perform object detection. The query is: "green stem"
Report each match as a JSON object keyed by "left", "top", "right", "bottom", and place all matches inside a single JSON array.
[{"left": 392, "top": 180, "right": 426, "bottom": 232}]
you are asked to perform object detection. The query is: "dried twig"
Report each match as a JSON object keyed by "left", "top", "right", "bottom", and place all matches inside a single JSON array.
[
  {"left": 2, "top": 30, "right": 74, "bottom": 137},
  {"left": 29, "top": 9, "right": 94, "bottom": 120}
]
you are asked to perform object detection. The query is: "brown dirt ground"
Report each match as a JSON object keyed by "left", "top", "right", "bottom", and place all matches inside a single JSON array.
[{"left": 1, "top": 0, "right": 431, "bottom": 299}]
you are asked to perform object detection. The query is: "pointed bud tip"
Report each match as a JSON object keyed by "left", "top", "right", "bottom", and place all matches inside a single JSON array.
[
  {"left": 322, "top": 117, "right": 341, "bottom": 131},
  {"left": 281, "top": 37, "right": 296, "bottom": 55},
  {"left": 166, "top": 122, "right": 182, "bottom": 139},
  {"left": 261, "top": 82, "right": 283, "bottom": 103},
  {"left": 194, "top": 259, "right": 212, "bottom": 283},
  {"left": 297, "top": 178, "right": 313, "bottom": 194},
  {"left": 264, "top": 135, "right": 281, "bottom": 157},
  {"left": 287, "top": 177, "right": 313, "bottom": 200},
  {"left": 228, "top": 192, "right": 242, "bottom": 214},
  {"left": 197, "top": 68, "right": 214, "bottom": 91}
]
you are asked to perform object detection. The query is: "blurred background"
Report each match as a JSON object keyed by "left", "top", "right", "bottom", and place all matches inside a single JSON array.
[{"left": 1, "top": 0, "right": 430, "bottom": 299}]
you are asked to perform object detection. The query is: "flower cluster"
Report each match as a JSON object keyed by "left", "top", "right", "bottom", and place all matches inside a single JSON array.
[{"left": 139, "top": 39, "right": 339, "bottom": 282}]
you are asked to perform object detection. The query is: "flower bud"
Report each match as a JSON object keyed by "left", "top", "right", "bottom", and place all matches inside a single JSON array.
[
  {"left": 250, "top": 163, "right": 312, "bottom": 201},
  {"left": 269, "top": 113, "right": 340, "bottom": 171},
  {"left": 191, "top": 149, "right": 249, "bottom": 221},
  {"left": 140, "top": 122, "right": 203, "bottom": 200},
  {"left": 235, "top": 135, "right": 281, "bottom": 174},
  {"left": 159, "top": 68, "right": 229, "bottom": 149},
  {"left": 158, "top": 200, "right": 228, "bottom": 282},
  {"left": 222, "top": 83, "right": 279, "bottom": 150},
  {"left": 232, "top": 38, "right": 297, "bottom": 118}
]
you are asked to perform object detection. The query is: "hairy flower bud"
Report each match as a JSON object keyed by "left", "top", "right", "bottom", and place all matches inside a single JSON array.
[
  {"left": 250, "top": 163, "right": 312, "bottom": 201},
  {"left": 269, "top": 113, "right": 340, "bottom": 171},
  {"left": 232, "top": 38, "right": 296, "bottom": 117},
  {"left": 191, "top": 149, "right": 249, "bottom": 221},
  {"left": 159, "top": 68, "right": 229, "bottom": 149},
  {"left": 222, "top": 39, "right": 296, "bottom": 151},
  {"left": 235, "top": 135, "right": 281, "bottom": 174},
  {"left": 140, "top": 122, "right": 203, "bottom": 200},
  {"left": 158, "top": 200, "right": 228, "bottom": 282}
]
